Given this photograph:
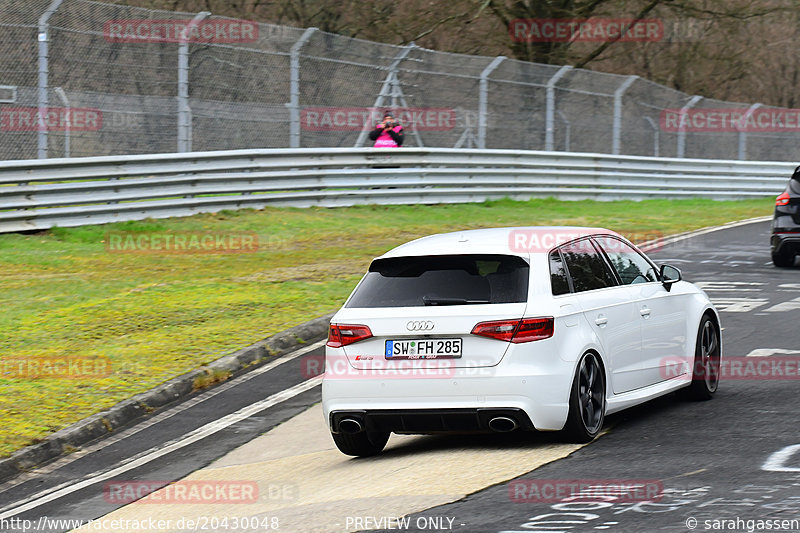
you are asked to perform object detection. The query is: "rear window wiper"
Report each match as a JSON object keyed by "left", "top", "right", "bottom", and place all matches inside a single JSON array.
[{"left": 422, "top": 296, "right": 491, "bottom": 306}]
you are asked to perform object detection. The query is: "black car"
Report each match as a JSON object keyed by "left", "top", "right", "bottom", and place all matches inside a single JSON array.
[{"left": 771, "top": 166, "right": 800, "bottom": 267}]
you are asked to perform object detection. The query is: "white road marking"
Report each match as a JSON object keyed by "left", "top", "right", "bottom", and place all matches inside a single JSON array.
[
  {"left": 778, "top": 283, "right": 800, "bottom": 290},
  {"left": 696, "top": 281, "right": 764, "bottom": 292},
  {"left": 0, "top": 340, "right": 326, "bottom": 495},
  {"left": 746, "top": 349, "right": 800, "bottom": 357},
  {"left": 711, "top": 298, "right": 769, "bottom": 313},
  {"left": 763, "top": 444, "right": 800, "bottom": 472},
  {"left": 765, "top": 297, "right": 800, "bottom": 313},
  {"left": 0, "top": 357, "right": 324, "bottom": 519}
]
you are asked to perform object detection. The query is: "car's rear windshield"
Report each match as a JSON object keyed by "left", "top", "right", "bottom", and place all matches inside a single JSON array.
[{"left": 346, "top": 254, "right": 529, "bottom": 308}]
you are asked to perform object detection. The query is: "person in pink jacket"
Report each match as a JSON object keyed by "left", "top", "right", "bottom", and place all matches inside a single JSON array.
[{"left": 368, "top": 111, "right": 404, "bottom": 147}]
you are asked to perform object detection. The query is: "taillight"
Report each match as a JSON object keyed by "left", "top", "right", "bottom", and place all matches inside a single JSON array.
[
  {"left": 327, "top": 324, "right": 372, "bottom": 347},
  {"left": 472, "top": 319, "right": 518, "bottom": 342},
  {"left": 471, "top": 317, "right": 554, "bottom": 343},
  {"left": 514, "top": 317, "right": 556, "bottom": 342},
  {"left": 776, "top": 191, "right": 791, "bottom": 206}
]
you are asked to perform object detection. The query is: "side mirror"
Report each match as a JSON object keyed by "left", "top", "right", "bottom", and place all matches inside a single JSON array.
[{"left": 660, "top": 264, "right": 682, "bottom": 292}]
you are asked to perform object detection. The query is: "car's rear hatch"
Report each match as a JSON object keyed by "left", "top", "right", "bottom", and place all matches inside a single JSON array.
[
  {"left": 335, "top": 254, "right": 530, "bottom": 369},
  {"left": 775, "top": 179, "right": 800, "bottom": 228},
  {"left": 789, "top": 179, "right": 800, "bottom": 225},
  {"left": 335, "top": 304, "right": 529, "bottom": 369}
]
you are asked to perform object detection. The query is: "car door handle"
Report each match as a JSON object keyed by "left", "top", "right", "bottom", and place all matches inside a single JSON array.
[
  {"left": 640, "top": 306, "right": 651, "bottom": 318},
  {"left": 595, "top": 315, "right": 608, "bottom": 327}
]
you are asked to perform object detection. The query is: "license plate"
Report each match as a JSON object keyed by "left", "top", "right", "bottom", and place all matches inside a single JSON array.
[{"left": 385, "top": 338, "right": 462, "bottom": 359}]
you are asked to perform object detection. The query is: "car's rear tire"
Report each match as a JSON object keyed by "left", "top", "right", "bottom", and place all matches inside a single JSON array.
[
  {"left": 562, "top": 352, "right": 605, "bottom": 443},
  {"left": 689, "top": 316, "right": 721, "bottom": 400},
  {"left": 331, "top": 430, "right": 389, "bottom": 457},
  {"left": 772, "top": 250, "right": 795, "bottom": 268}
]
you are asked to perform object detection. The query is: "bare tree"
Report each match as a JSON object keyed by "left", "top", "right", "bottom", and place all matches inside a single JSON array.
[{"left": 113, "top": 0, "right": 800, "bottom": 106}]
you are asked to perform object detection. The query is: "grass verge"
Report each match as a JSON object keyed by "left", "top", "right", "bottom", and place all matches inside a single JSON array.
[{"left": 0, "top": 197, "right": 771, "bottom": 456}]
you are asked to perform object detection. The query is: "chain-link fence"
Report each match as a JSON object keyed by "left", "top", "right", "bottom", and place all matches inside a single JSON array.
[{"left": 1, "top": 0, "right": 798, "bottom": 161}]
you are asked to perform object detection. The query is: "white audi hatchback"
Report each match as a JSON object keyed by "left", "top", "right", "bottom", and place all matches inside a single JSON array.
[{"left": 322, "top": 227, "right": 721, "bottom": 456}]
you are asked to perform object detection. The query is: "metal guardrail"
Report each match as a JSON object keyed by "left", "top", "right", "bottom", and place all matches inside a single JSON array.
[{"left": 0, "top": 148, "right": 791, "bottom": 233}]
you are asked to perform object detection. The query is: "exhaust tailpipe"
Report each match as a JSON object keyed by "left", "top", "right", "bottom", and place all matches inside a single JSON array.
[
  {"left": 338, "top": 418, "right": 363, "bottom": 434},
  {"left": 488, "top": 416, "right": 518, "bottom": 432}
]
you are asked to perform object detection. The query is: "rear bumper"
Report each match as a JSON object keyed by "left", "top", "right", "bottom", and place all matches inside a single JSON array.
[
  {"left": 329, "top": 408, "right": 536, "bottom": 434},
  {"left": 322, "top": 365, "right": 574, "bottom": 432},
  {"left": 771, "top": 231, "right": 800, "bottom": 256}
]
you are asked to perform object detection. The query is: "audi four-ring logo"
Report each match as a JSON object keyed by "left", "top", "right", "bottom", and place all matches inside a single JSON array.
[{"left": 406, "top": 320, "right": 435, "bottom": 331}]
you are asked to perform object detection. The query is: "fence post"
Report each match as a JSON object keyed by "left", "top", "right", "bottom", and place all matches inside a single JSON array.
[
  {"left": 545, "top": 65, "right": 572, "bottom": 151},
  {"left": 738, "top": 103, "right": 762, "bottom": 160},
  {"left": 37, "top": 0, "right": 65, "bottom": 159},
  {"left": 556, "top": 110, "right": 571, "bottom": 151},
  {"left": 54, "top": 87, "right": 69, "bottom": 158},
  {"left": 643, "top": 117, "right": 659, "bottom": 157},
  {"left": 612, "top": 75, "right": 638, "bottom": 154},
  {"left": 677, "top": 95, "right": 702, "bottom": 158},
  {"left": 177, "top": 11, "right": 210, "bottom": 153},
  {"left": 478, "top": 56, "right": 505, "bottom": 149},
  {"left": 289, "top": 28, "right": 317, "bottom": 149}
]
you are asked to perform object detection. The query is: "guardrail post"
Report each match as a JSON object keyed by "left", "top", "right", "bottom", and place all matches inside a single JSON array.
[
  {"left": 612, "top": 75, "right": 638, "bottom": 154},
  {"left": 545, "top": 66, "right": 572, "bottom": 151},
  {"left": 677, "top": 95, "right": 702, "bottom": 158},
  {"left": 289, "top": 27, "right": 317, "bottom": 149},
  {"left": 478, "top": 56, "right": 505, "bottom": 149},
  {"left": 177, "top": 11, "right": 210, "bottom": 153},
  {"left": 37, "top": 0, "right": 65, "bottom": 159},
  {"left": 738, "top": 103, "right": 762, "bottom": 160}
]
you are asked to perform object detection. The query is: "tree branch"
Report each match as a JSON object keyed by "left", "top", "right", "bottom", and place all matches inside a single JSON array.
[{"left": 574, "top": 0, "right": 664, "bottom": 69}]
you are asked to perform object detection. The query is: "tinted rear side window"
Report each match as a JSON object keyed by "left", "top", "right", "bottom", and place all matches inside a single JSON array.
[
  {"left": 549, "top": 250, "right": 571, "bottom": 295},
  {"left": 560, "top": 239, "right": 617, "bottom": 293},
  {"left": 346, "top": 254, "right": 529, "bottom": 308}
]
